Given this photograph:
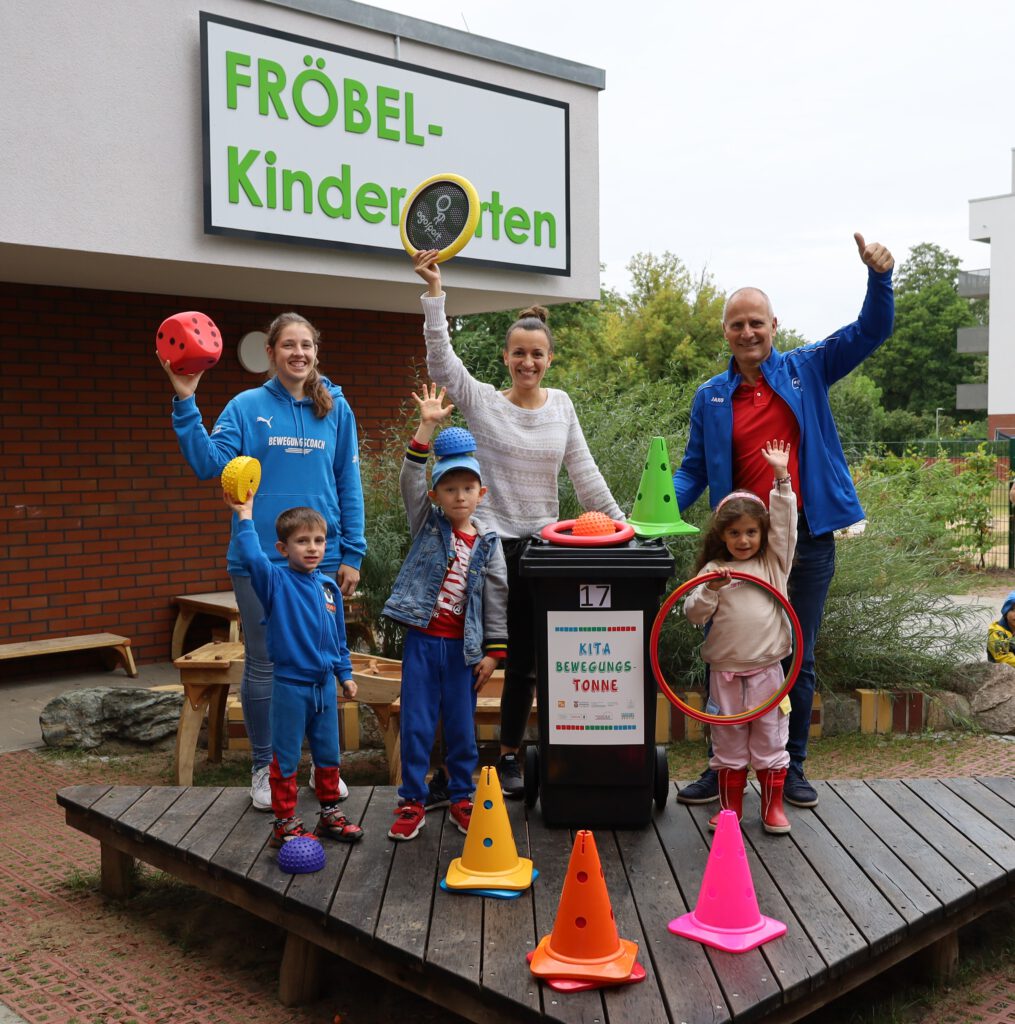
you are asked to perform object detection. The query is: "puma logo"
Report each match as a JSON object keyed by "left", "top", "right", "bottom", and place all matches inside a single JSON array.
[{"left": 256, "top": 416, "right": 273, "bottom": 428}]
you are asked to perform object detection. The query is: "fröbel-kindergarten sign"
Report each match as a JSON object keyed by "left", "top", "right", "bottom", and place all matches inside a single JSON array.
[{"left": 201, "top": 13, "right": 570, "bottom": 274}]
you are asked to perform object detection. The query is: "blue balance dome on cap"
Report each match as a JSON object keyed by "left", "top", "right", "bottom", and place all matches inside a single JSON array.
[{"left": 433, "top": 427, "right": 476, "bottom": 458}]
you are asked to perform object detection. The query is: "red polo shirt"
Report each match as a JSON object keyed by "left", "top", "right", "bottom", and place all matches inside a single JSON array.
[{"left": 731, "top": 374, "right": 801, "bottom": 508}]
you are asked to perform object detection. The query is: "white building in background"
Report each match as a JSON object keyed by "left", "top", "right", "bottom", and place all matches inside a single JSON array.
[{"left": 961, "top": 151, "right": 1015, "bottom": 439}]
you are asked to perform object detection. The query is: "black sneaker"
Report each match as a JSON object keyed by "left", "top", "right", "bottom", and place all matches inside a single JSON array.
[
  {"left": 498, "top": 753, "right": 524, "bottom": 798},
  {"left": 676, "top": 768, "right": 719, "bottom": 805},
  {"left": 424, "top": 767, "right": 450, "bottom": 811},
  {"left": 784, "top": 764, "right": 818, "bottom": 808}
]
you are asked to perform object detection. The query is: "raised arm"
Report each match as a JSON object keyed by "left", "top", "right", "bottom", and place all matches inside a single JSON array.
[
  {"left": 414, "top": 249, "right": 493, "bottom": 413},
  {"left": 819, "top": 233, "right": 895, "bottom": 385}
]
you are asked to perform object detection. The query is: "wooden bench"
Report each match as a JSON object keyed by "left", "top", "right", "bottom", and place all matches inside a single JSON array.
[
  {"left": 57, "top": 777, "right": 1015, "bottom": 1020},
  {"left": 0, "top": 633, "right": 137, "bottom": 677}
]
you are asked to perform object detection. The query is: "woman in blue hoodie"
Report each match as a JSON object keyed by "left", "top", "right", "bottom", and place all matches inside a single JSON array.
[{"left": 162, "top": 312, "right": 366, "bottom": 811}]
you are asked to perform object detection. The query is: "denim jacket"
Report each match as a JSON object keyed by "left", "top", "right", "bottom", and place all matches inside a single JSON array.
[{"left": 383, "top": 454, "right": 508, "bottom": 665}]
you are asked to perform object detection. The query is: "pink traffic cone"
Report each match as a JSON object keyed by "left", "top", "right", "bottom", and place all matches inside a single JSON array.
[{"left": 668, "top": 809, "right": 786, "bottom": 952}]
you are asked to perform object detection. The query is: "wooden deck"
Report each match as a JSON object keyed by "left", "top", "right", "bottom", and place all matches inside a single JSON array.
[{"left": 58, "top": 777, "right": 1015, "bottom": 1023}]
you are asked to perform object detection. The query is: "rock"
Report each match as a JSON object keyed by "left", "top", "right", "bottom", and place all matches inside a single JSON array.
[
  {"left": 926, "top": 692, "right": 973, "bottom": 731},
  {"left": 40, "top": 687, "right": 183, "bottom": 748},
  {"left": 970, "top": 676, "right": 1015, "bottom": 734},
  {"left": 944, "top": 661, "right": 1015, "bottom": 698},
  {"left": 819, "top": 692, "right": 860, "bottom": 736}
]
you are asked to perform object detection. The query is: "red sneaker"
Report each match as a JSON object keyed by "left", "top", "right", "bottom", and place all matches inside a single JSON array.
[
  {"left": 269, "top": 816, "right": 318, "bottom": 848},
  {"left": 315, "top": 804, "right": 363, "bottom": 843},
  {"left": 388, "top": 800, "right": 426, "bottom": 841},
  {"left": 448, "top": 799, "right": 472, "bottom": 835}
]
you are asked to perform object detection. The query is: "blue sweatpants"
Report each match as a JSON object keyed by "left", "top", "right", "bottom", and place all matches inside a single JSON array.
[{"left": 399, "top": 631, "right": 478, "bottom": 804}]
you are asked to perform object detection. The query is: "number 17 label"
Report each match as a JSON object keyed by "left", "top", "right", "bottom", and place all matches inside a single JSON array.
[{"left": 579, "top": 584, "right": 611, "bottom": 609}]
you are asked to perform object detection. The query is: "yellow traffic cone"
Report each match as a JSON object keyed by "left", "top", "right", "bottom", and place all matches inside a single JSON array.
[
  {"left": 628, "top": 436, "right": 698, "bottom": 537},
  {"left": 445, "top": 766, "right": 534, "bottom": 891}
]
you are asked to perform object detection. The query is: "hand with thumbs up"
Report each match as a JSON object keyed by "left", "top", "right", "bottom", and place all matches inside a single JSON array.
[{"left": 854, "top": 232, "right": 894, "bottom": 273}]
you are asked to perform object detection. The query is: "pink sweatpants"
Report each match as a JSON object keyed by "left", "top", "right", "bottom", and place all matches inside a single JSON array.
[{"left": 708, "top": 663, "right": 790, "bottom": 771}]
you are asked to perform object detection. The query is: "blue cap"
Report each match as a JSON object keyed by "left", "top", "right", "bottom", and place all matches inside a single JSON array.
[
  {"left": 433, "top": 426, "right": 477, "bottom": 458},
  {"left": 431, "top": 453, "right": 482, "bottom": 486}
]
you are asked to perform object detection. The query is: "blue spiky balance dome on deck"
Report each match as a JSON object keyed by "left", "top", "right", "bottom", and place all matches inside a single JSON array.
[{"left": 277, "top": 835, "right": 325, "bottom": 874}]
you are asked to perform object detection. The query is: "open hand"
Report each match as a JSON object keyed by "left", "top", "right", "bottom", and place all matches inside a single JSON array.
[
  {"left": 854, "top": 233, "right": 894, "bottom": 273},
  {"left": 760, "top": 439, "right": 791, "bottom": 477},
  {"left": 411, "top": 383, "right": 454, "bottom": 426}
]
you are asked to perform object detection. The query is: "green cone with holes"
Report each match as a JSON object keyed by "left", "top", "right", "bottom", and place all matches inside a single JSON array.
[{"left": 628, "top": 436, "right": 699, "bottom": 537}]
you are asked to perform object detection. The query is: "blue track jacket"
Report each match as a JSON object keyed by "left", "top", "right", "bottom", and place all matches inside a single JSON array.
[
  {"left": 172, "top": 375, "right": 366, "bottom": 576},
  {"left": 235, "top": 520, "right": 352, "bottom": 685},
  {"left": 674, "top": 267, "right": 894, "bottom": 536}
]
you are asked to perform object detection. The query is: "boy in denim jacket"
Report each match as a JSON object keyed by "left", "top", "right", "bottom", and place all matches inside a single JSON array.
[{"left": 382, "top": 385, "right": 508, "bottom": 841}]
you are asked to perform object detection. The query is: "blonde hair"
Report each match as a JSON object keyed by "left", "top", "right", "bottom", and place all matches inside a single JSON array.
[{"left": 266, "top": 312, "right": 333, "bottom": 419}]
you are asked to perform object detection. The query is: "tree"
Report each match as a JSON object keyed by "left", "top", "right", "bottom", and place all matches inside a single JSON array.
[
  {"left": 863, "top": 243, "right": 982, "bottom": 415},
  {"left": 604, "top": 252, "right": 727, "bottom": 385}
]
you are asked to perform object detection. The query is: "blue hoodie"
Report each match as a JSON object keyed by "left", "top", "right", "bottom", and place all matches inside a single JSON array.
[
  {"left": 674, "top": 268, "right": 894, "bottom": 536},
  {"left": 172, "top": 375, "right": 366, "bottom": 575},
  {"left": 235, "top": 520, "right": 352, "bottom": 685}
]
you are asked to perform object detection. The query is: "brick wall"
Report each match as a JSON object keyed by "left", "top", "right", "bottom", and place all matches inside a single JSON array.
[{"left": 0, "top": 282, "right": 422, "bottom": 662}]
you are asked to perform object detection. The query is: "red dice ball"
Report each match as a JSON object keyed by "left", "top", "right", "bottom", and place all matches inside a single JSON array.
[{"left": 156, "top": 311, "right": 223, "bottom": 375}]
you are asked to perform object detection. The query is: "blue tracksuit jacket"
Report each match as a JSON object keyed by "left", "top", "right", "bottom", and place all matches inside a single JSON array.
[{"left": 673, "top": 267, "right": 894, "bottom": 536}]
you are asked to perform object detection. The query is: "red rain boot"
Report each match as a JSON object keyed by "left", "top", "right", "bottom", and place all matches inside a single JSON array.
[
  {"left": 758, "top": 767, "right": 791, "bottom": 834},
  {"left": 708, "top": 768, "right": 748, "bottom": 830}
]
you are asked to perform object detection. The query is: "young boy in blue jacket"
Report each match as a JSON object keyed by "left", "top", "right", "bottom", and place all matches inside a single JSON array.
[
  {"left": 382, "top": 385, "right": 508, "bottom": 841},
  {"left": 226, "top": 491, "right": 364, "bottom": 847}
]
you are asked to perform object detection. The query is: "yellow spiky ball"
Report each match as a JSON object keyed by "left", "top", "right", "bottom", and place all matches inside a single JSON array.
[{"left": 221, "top": 456, "right": 261, "bottom": 502}]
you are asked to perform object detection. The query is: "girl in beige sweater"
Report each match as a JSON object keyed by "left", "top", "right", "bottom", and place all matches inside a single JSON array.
[{"left": 684, "top": 440, "right": 797, "bottom": 834}]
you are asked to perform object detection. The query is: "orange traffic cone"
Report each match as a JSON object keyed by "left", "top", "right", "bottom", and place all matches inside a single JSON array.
[
  {"left": 529, "top": 830, "right": 639, "bottom": 982},
  {"left": 445, "top": 766, "right": 534, "bottom": 891},
  {"left": 669, "top": 809, "right": 786, "bottom": 952}
]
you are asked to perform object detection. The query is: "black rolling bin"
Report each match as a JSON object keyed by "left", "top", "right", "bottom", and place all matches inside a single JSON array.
[{"left": 520, "top": 536, "right": 675, "bottom": 828}]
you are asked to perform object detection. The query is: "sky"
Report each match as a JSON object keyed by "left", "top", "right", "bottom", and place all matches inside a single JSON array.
[{"left": 361, "top": 0, "right": 1014, "bottom": 339}]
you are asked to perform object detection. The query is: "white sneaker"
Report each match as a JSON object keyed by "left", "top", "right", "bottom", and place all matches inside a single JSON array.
[
  {"left": 308, "top": 763, "right": 349, "bottom": 800},
  {"left": 250, "top": 765, "right": 272, "bottom": 812}
]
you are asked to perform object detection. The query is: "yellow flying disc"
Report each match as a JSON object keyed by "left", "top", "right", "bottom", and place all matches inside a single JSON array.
[
  {"left": 221, "top": 456, "right": 261, "bottom": 502},
  {"left": 399, "top": 173, "right": 480, "bottom": 263}
]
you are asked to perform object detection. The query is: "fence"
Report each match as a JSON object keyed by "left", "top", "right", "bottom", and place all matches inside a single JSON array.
[{"left": 844, "top": 438, "right": 1015, "bottom": 570}]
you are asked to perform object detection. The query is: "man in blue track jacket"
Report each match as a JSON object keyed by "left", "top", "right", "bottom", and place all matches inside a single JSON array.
[{"left": 673, "top": 233, "right": 895, "bottom": 808}]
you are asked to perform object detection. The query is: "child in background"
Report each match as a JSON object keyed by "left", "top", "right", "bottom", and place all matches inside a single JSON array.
[
  {"left": 226, "top": 491, "right": 364, "bottom": 847},
  {"left": 684, "top": 440, "right": 797, "bottom": 835},
  {"left": 382, "top": 385, "right": 508, "bottom": 841},
  {"left": 987, "top": 591, "right": 1015, "bottom": 666}
]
